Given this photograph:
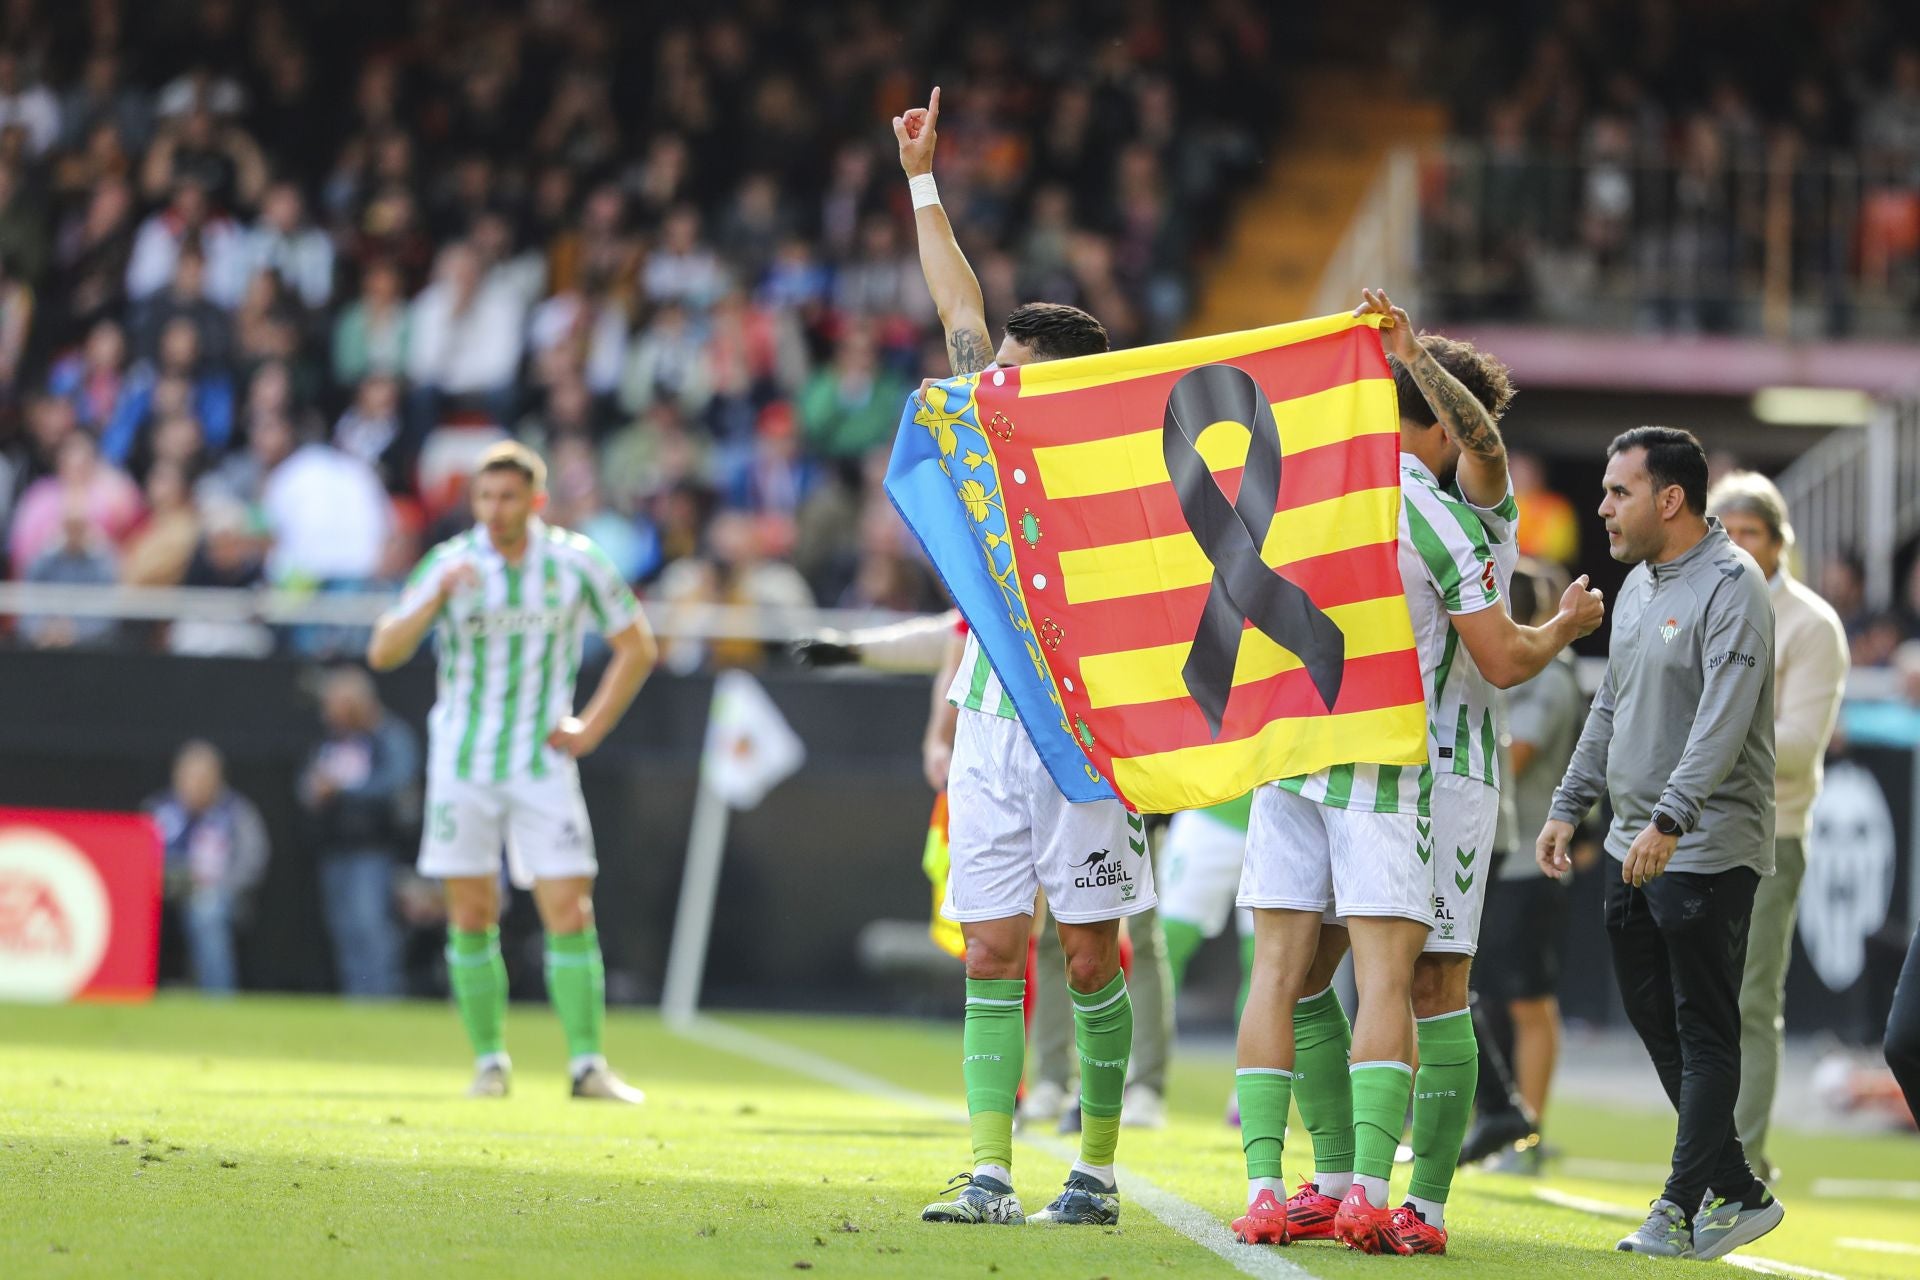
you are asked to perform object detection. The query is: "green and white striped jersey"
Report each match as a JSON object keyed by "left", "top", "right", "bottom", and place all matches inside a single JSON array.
[
  {"left": 397, "top": 518, "right": 642, "bottom": 784},
  {"left": 1275, "top": 453, "right": 1519, "bottom": 815},
  {"left": 945, "top": 628, "right": 1019, "bottom": 720}
]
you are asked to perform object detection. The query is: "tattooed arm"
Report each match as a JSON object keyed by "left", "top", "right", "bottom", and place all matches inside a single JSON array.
[
  {"left": 1356, "top": 288, "right": 1509, "bottom": 508},
  {"left": 893, "top": 88, "right": 994, "bottom": 375}
]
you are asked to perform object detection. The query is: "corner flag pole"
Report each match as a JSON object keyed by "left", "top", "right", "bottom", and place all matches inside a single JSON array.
[{"left": 660, "top": 774, "right": 730, "bottom": 1027}]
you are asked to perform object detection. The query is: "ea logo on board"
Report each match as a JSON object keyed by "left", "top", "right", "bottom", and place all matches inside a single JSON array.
[{"left": 0, "top": 825, "right": 111, "bottom": 1001}]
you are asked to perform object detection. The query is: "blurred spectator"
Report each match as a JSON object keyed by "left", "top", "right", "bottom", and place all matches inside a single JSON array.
[
  {"left": 47, "top": 319, "right": 133, "bottom": 432},
  {"left": 148, "top": 740, "right": 270, "bottom": 994},
  {"left": 124, "top": 179, "right": 244, "bottom": 307},
  {"left": 332, "top": 259, "right": 411, "bottom": 388},
  {"left": 260, "top": 428, "right": 394, "bottom": 587},
  {"left": 0, "top": 51, "right": 64, "bottom": 159},
  {"left": 103, "top": 316, "right": 235, "bottom": 465},
  {"left": 799, "top": 325, "right": 910, "bottom": 459},
  {"left": 121, "top": 458, "right": 202, "bottom": 587},
  {"left": 334, "top": 373, "right": 410, "bottom": 491},
  {"left": 20, "top": 498, "right": 119, "bottom": 648},
  {"left": 233, "top": 181, "right": 334, "bottom": 310},
  {"left": 0, "top": 162, "right": 48, "bottom": 288},
  {"left": 299, "top": 667, "right": 419, "bottom": 999},
  {"left": 170, "top": 498, "right": 272, "bottom": 657},
  {"left": 656, "top": 509, "right": 813, "bottom": 672},
  {"left": 642, "top": 205, "right": 725, "bottom": 309},
  {"left": 619, "top": 298, "right": 711, "bottom": 421},
  {"left": 1511, "top": 451, "right": 1581, "bottom": 567},
  {"left": 131, "top": 246, "right": 233, "bottom": 366},
  {"left": 7, "top": 430, "right": 141, "bottom": 573},
  {"left": 406, "top": 241, "right": 525, "bottom": 424}
]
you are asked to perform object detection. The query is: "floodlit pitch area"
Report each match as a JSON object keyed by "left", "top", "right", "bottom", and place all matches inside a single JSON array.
[{"left": 3, "top": 1000, "right": 1915, "bottom": 1279}]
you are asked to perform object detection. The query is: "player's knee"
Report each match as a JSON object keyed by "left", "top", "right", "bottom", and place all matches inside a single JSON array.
[
  {"left": 1063, "top": 947, "right": 1119, "bottom": 994},
  {"left": 962, "top": 933, "right": 1026, "bottom": 981},
  {"left": 1410, "top": 954, "right": 1470, "bottom": 1018}
]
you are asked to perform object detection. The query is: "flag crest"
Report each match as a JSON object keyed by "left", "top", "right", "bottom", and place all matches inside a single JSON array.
[{"left": 887, "top": 312, "right": 1427, "bottom": 812}]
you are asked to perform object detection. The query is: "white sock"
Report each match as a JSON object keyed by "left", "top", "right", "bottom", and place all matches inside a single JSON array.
[
  {"left": 1315, "top": 1171, "right": 1354, "bottom": 1199},
  {"left": 1248, "top": 1176, "right": 1286, "bottom": 1207},
  {"left": 475, "top": 1051, "right": 510, "bottom": 1072},
  {"left": 1071, "top": 1159, "right": 1116, "bottom": 1189},
  {"left": 1355, "top": 1173, "right": 1389, "bottom": 1204},
  {"left": 1406, "top": 1194, "right": 1444, "bottom": 1229},
  {"left": 972, "top": 1162, "right": 1013, "bottom": 1188},
  {"left": 568, "top": 1053, "right": 606, "bottom": 1080}
]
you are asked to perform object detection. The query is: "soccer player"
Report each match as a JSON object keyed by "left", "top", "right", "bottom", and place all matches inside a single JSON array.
[
  {"left": 894, "top": 87, "right": 1156, "bottom": 1228},
  {"left": 368, "top": 441, "right": 658, "bottom": 1102},
  {"left": 1233, "top": 291, "right": 1603, "bottom": 1253}
]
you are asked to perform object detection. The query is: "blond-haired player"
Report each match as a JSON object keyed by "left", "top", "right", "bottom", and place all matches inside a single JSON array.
[{"left": 370, "top": 442, "right": 658, "bottom": 1101}]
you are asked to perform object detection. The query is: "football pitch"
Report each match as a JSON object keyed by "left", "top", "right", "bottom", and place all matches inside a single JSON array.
[{"left": 3, "top": 999, "right": 1915, "bottom": 1279}]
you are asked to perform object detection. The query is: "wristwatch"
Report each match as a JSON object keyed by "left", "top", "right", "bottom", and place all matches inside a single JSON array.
[{"left": 1652, "top": 809, "right": 1682, "bottom": 837}]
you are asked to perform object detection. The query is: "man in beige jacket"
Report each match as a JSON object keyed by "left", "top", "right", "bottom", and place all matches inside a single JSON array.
[{"left": 1709, "top": 472, "right": 1849, "bottom": 1179}]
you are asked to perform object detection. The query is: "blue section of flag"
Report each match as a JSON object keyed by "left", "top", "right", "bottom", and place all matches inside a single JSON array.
[{"left": 884, "top": 379, "right": 1116, "bottom": 805}]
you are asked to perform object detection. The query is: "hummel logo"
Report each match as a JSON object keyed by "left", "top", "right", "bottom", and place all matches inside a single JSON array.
[
  {"left": 1455, "top": 847, "right": 1477, "bottom": 868},
  {"left": 1416, "top": 819, "right": 1433, "bottom": 838},
  {"left": 1417, "top": 841, "right": 1434, "bottom": 865},
  {"left": 1070, "top": 849, "right": 1111, "bottom": 870},
  {"left": 1455, "top": 872, "right": 1474, "bottom": 893}
]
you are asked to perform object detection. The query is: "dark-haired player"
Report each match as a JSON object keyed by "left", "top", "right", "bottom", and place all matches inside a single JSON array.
[
  {"left": 1235, "top": 292, "right": 1603, "bottom": 1254},
  {"left": 894, "top": 87, "right": 1157, "bottom": 1229}
]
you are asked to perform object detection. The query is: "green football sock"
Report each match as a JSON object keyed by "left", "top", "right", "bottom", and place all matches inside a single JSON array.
[
  {"left": 1072, "top": 971, "right": 1131, "bottom": 1168},
  {"left": 1237, "top": 1068, "right": 1293, "bottom": 1179},
  {"left": 544, "top": 928, "right": 606, "bottom": 1062},
  {"left": 1292, "top": 986, "right": 1356, "bottom": 1173},
  {"left": 963, "top": 978, "right": 1026, "bottom": 1172},
  {"left": 1350, "top": 1061, "right": 1413, "bottom": 1182},
  {"left": 1234, "top": 933, "right": 1256, "bottom": 1024},
  {"left": 1162, "top": 917, "right": 1205, "bottom": 991},
  {"left": 1409, "top": 1009, "right": 1478, "bottom": 1204},
  {"left": 447, "top": 927, "right": 507, "bottom": 1059}
]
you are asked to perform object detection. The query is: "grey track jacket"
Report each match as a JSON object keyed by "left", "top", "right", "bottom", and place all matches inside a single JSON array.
[{"left": 1549, "top": 520, "right": 1777, "bottom": 875}]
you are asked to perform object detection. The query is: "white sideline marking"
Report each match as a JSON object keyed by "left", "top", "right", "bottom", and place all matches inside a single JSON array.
[
  {"left": 1556, "top": 1157, "right": 1670, "bottom": 1183},
  {"left": 670, "top": 1014, "right": 1314, "bottom": 1279},
  {"left": 1532, "top": 1187, "right": 1639, "bottom": 1220},
  {"left": 1811, "top": 1177, "right": 1920, "bottom": 1201},
  {"left": 1534, "top": 1187, "right": 1849, "bottom": 1280},
  {"left": 1838, "top": 1237, "right": 1920, "bottom": 1256},
  {"left": 1724, "top": 1257, "right": 1850, "bottom": 1280}
]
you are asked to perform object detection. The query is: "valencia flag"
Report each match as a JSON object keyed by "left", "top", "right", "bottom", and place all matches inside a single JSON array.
[{"left": 886, "top": 311, "right": 1426, "bottom": 813}]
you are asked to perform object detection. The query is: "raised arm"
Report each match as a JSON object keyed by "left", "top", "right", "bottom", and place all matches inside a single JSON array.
[
  {"left": 894, "top": 87, "right": 994, "bottom": 375},
  {"left": 1356, "top": 288, "right": 1509, "bottom": 509}
]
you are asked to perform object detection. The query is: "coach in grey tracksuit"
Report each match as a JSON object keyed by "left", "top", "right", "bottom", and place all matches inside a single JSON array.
[{"left": 1537, "top": 427, "right": 1778, "bottom": 1259}]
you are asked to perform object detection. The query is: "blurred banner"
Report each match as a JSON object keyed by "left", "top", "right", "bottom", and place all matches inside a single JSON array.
[{"left": 0, "top": 808, "right": 161, "bottom": 1003}]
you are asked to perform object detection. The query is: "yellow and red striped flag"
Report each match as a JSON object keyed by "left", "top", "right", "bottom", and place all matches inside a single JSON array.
[{"left": 886, "top": 311, "right": 1425, "bottom": 813}]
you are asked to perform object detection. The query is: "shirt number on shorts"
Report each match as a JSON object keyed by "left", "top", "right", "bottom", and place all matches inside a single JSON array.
[{"left": 432, "top": 802, "right": 456, "bottom": 843}]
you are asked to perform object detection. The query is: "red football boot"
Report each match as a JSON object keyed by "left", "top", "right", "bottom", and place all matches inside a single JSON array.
[
  {"left": 1387, "top": 1204, "right": 1449, "bottom": 1255},
  {"left": 1333, "top": 1184, "right": 1395, "bottom": 1254},
  {"left": 1231, "top": 1188, "right": 1291, "bottom": 1245},
  {"left": 1283, "top": 1180, "right": 1342, "bottom": 1241}
]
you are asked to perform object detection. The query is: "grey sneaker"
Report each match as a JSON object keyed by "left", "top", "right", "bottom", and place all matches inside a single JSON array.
[
  {"left": 922, "top": 1172, "right": 1025, "bottom": 1224},
  {"left": 466, "top": 1061, "right": 510, "bottom": 1098},
  {"left": 1616, "top": 1199, "right": 1695, "bottom": 1257},
  {"left": 570, "top": 1065, "right": 646, "bottom": 1104},
  {"left": 1693, "top": 1189, "right": 1784, "bottom": 1261},
  {"left": 1028, "top": 1171, "right": 1121, "bottom": 1225}
]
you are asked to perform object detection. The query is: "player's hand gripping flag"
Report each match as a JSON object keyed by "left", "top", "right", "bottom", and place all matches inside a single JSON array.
[{"left": 886, "top": 311, "right": 1426, "bottom": 812}]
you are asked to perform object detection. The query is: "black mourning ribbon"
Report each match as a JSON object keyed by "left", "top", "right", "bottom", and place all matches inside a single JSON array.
[{"left": 1163, "top": 363, "right": 1347, "bottom": 738}]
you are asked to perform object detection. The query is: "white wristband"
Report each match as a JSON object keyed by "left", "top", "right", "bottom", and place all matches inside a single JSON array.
[{"left": 908, "top": 173, "right": 940, "bottom": 210}]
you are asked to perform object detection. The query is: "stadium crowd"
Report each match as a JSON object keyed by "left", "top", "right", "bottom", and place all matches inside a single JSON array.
[
  {"left": 0, "top": 0, "right": 1284, "bottom": 664},
  {"left": 1412, "top": 0, "right": 1920, "bottom": 335}
]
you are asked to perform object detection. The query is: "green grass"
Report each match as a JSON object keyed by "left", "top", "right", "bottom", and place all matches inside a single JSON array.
[{"left": 0, "top": 998, "right": 1913, "bottom": 1278}]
